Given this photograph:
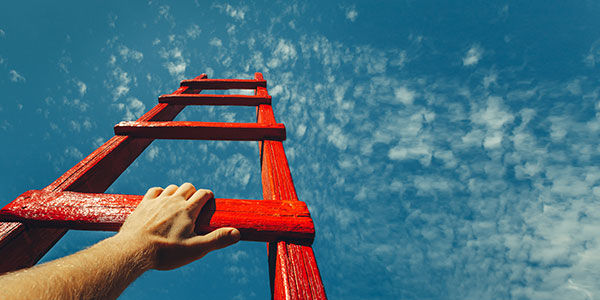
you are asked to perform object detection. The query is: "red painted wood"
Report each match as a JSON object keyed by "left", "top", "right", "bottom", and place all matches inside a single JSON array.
[
  {"left": 0, "top": 76, "right": 204, "bottom": 273},
  {"left": 0, "top": 223, "right": 65, "bottom": 273},
  {"left": 0, "top": 190, "right": 314, "bottom": 244},
  {"left": 275, "top": 241, "right": 299, "bottom": 300},
  {"left": 159, "top": 94, "right": 271, "bottom": 106},
  {"left": 300, "top": 245, "right": 327, "bottom": 299},
  {"left": 114, "top": 121, "right": 286, "bottom": 141},
  {"left": 254, "top": 72, "right": 327, "bottom": 299},
  {"left": 180, "top": 78, "right": 266, "bottom": 90}
]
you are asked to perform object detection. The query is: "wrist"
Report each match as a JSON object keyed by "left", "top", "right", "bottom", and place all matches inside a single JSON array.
[{"left": 106, "top": 233, "right": 156, "bottom": 272}]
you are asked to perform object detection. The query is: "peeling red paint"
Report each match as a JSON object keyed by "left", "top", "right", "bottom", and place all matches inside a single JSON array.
[{"left": 0, "top": 190, "right": 314, "bottom": 245}]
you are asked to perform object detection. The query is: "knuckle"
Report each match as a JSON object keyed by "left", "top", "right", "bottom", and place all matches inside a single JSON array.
[{"left": 199, "top": 189, "right": 214, "bottom": 197}]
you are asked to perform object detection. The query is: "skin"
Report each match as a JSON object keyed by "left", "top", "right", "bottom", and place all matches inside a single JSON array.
[{"left": 0, "top": 183, "right": 241, "bottom": 300}]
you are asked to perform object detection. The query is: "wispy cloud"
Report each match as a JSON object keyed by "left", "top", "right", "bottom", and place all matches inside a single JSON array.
[
  {"left": 463, "top": 45, "right": 483, "bottom": 66},
  {"left": 209, "top": 37, "right": 223, "bottom": 47},
  {"left": 118, "top": 46, "right": 143, "bottom": 63},
  {"left": 76, "top": 80, "right": 87, "bottom": 97},
  {"left": 111, "top": 68, "right": 131, "bottom": 99},
  {"left": 222, "top": 4, "right": 247, "bottom": 21},
  {"left": 9, "top": 70, "right": 25, "bottom": 82},
  {"left": 584, "top": 39, "right": 600, "bottom": 67},
  {"left": 394, "top": 86, "right": 416, "bottom": 105},
  {"left": 159, "top": 47, "right": 187, "bottom": 80},
  {"left": 345, "top": 6, "right": 358, "bottom": 22},
  {"left": 267, "top": 39, "right": 297, "bottom": 69},
  {"left": 186, "top": 24, "right": 201, "bottom": 39},
  {"left": 115, "top": 97, "right": 145, "bottom": 120}
]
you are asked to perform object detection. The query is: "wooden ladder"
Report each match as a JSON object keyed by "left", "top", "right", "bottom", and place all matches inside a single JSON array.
[{"left": 0, "top": 72, "right": 327, "bottom": 299}]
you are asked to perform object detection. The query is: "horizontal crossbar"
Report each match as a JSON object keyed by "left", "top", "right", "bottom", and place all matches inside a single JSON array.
[
  {"left": 159, "top": 94, "right": 271, "bottom": 106},
  {"left": 180, "top": 79, "right": 266, "bottom": 90},
  {"left": 0, "top": 190, "right": 314, "bottom": 245},
  {"left": 114, "top": 121, "right": 286, "bottom": 141}
]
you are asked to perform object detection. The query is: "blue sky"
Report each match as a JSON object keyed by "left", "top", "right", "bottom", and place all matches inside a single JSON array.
[{"left": 2, "top": 1, "right": 600, "bottom": 299}]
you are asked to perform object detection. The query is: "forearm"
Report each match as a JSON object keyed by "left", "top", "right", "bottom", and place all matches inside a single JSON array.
[
  {"left": 0, "top": 233, "right": 152, "bottom": 300},
  {"left": 0, "top": 183, "right": 240, "bottom": 299}
]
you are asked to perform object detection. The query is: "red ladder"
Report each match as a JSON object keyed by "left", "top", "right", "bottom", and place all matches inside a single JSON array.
[{"left": 0, "top": 73, "right": 327, "bottom": 299}]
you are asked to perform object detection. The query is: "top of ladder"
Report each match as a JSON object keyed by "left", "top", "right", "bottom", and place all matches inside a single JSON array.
[{"left": 180, "top": 78, "right": 266, "bottom": 89}]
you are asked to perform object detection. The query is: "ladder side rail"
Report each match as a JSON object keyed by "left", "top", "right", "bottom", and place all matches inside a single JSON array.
[
  {"left": 254, "top": 72, "right": 327, "bottom": 300},
  {"left": 0, "top": 75, "right": 205, "bottom": 273}
]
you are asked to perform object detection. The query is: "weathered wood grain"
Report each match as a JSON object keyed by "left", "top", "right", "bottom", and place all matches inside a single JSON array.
[
  {"left": 180, "top": 78, "right": 266, "bottom": 90},
  {"left": 0, "top": 190, "right": 315, "bottom": 245},
  {"left": 159, "top": 94, "right": 271, "bottom": 106},
  {"left": 254, "top": 71, "right": 327, "bottom": 299},
  {"left": 114, "top": 121, "right": 286, "bottom": 141}
]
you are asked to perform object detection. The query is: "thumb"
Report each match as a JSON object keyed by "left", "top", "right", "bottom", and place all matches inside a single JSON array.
[{"left": 187, "top": 227, "right": 241, "bottom": 254}]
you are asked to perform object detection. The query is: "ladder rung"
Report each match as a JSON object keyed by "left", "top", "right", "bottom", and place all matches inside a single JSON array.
[
  {"left": 159, "top": 94, "right": 271, "bottom": 106},
  {"left": 180, "top": 79, "right": 266, "bottom": 90},
  {"left": 0, "top": 190, "right": 315, "bottom": 245},
  {"left": 114, "top": 121, "right": 286, "bottom": 141}
]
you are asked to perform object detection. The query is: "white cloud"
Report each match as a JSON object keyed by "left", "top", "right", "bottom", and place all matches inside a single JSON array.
[
  {"left": 223, "top": 4, "right": 247, "bottom": 21},
  {"left": 159, "top": 47, "right": 187, "bottom": 80},
  {"left": 354, "top": 46, "right": 388, "bottom": 74},
  {"left": 345, "top": 6, "right": 358, "bottom": 22},
  {"left": 394, "top": 86, "right": 416, "bottom": 105},
  {"left": 118, "top": 46, "right": 143, "bottom": 63},
  {"left": 226, "top": 24, "right": 236, "bottom": 35},
  {"left": 326, "top": 124, "right": 349, "bottom": 150},
  {"left": 483, "top": 72, "right": 497, "bottom": 89},
  {"left": 471, "top": 96, "right": 514, "bottom": 130},
  {"left": 107, "top": 14, "right": 117, "bottom": 28},
  {"left": 158, "top": 5, "right": 172, "bottom": 22},
  {"left": 9, "top": 70, "right": 25, "bottom": 82},
  {"left": 209, "top": 38, "right": 223, "bottom": 47},
  {"left": 388, "top": 141, "right": 432, "bottom": 166},
  {"left": 145, "top": 146, "right": 159, "bottom": 161},
  {"left": 64, "top": 146, "right": 83, "bottom": 160},
  {"left": 186, "top": 24, "right": 201, "bottom": 39},
  {"left": 117, "top": 97, "right": 145, "bottom": 120},
  {"left": 76, "top": 80, "right": 87, "bottom": 97},
  {"left": 267, "top": 39, "right": 297, "bottom": 68},
  {"left": 566, "top": 79, "right": 581, "bottom": 95},
  {"left": 584, "top": 40, "right": 600, "bottom": 67},
  {"left": 463, "top": 45, "right": 483, "bottom": 66},
  {"left": 111, "top": 68, "right": 131, "bottom": 99}
]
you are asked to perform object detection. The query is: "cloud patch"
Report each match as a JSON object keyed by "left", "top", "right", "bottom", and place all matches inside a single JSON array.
[
  {"left": 463, "top": 45, "right": 483, "bottom": 66},
  {"left": 345, "top": 6, "right": 358, "bottom": 22},
  {"left": 159, "top": 47, "right": 187, "bottom": 80},
  {"left": 9, "top": 70, "right": 25, "bottom": 82}
]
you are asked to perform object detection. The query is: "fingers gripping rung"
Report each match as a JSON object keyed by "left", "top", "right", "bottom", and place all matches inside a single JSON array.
[{"left": 0, "top": 190, "right": 315, "bottom": 245}]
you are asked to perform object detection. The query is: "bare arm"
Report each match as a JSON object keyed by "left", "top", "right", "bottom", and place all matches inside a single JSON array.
[{"left": 0, "top": 183, "right": 241, "bottom": 299}]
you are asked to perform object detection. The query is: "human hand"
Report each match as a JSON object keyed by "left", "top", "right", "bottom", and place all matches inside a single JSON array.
[{"left": 115, "top": 183, "right": 241, "bottom": 270}]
